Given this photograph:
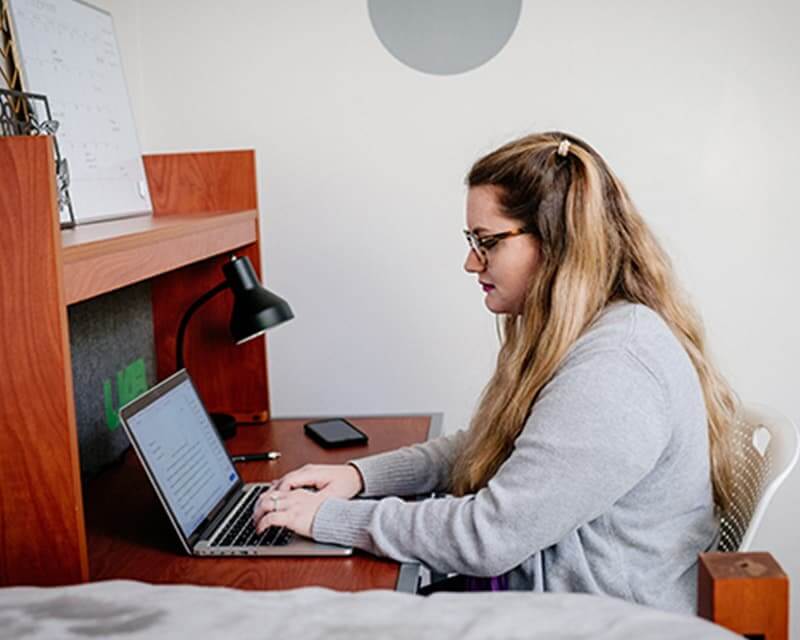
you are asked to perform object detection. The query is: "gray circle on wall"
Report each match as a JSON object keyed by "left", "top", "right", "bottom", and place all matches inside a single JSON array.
[{"left": 368, "top": 0, "right": 522, "bottom": 76}]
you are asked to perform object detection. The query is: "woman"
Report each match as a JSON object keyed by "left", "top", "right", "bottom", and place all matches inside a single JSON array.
[{"left": 253, "top": 132, "right": 736, "bottom": 613}]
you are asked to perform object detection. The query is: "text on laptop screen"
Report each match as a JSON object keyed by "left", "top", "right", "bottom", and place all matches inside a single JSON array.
[{"left": 126, "top": 378, "right": 238, "bottom": 538}]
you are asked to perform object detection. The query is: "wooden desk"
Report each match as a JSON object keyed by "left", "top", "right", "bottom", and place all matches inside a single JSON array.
[{"left": 84, "top": 414, "right": 441, "bottom": 592}]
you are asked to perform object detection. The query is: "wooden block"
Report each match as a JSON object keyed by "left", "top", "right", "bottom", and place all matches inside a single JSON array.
[{"left": 698, "top": 552, "right": 789, "bottom": 640}]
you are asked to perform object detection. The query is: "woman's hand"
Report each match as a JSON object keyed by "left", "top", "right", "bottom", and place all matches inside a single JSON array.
[
  {"left": 252, "top": 487, "right": 326, "bottom": 538},
  {"left": 252, "top": 464, "right": 364, "bottom": 538},
  {"left": 268, "top": 463, "right": 364, "bottom": 499}
]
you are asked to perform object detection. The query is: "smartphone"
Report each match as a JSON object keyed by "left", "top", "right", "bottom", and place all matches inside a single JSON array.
[{"left": 304, "top": 418, "right": 369, "bottom": 449}]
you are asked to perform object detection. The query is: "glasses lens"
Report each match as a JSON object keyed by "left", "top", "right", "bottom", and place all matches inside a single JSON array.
[{"left": 465, "top": 231, "right": 487, "bottom": 264}]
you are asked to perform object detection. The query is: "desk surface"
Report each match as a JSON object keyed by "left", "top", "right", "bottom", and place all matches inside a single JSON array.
[{"left": 84, "top": 414, "right": 439, "bottom": 591}]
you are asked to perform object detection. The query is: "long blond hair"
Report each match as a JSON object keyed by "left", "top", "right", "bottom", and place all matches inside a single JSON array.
[{"left": 451, "top": 132, "right": 736, "bottom": 510}]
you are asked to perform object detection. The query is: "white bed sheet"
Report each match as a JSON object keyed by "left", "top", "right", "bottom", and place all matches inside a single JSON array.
[{"left": 0, "top": 580, "right": 739, "bottom": 639}]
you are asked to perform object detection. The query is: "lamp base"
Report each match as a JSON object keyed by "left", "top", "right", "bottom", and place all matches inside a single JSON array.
[{"left": 210, "top": 412, "right": 238, "bottom": 440}]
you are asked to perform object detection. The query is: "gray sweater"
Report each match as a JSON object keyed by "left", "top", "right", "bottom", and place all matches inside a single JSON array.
[{"left": 312, "top": 302, "right": 719, "bottom": 613}]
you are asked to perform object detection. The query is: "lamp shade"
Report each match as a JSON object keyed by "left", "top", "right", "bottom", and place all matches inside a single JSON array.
[{"left": 223, "top": 255, "right": 294, "bottom": 344}]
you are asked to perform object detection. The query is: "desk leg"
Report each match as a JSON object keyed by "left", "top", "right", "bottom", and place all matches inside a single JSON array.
[{"left": 396, "top": 563, "right": 422, "bottom": 593}]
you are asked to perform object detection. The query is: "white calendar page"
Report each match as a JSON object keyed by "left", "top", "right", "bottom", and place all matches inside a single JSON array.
[{"left": 7, "top": 0, "right": 151, "bottom": 223}]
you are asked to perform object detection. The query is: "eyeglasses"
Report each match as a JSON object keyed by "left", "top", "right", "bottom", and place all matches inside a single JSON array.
[{"left": 463, "top": 227, "right": 533, "bottom": 265}]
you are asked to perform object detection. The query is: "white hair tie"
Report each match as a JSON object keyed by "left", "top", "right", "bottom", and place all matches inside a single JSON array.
[{"left": 557, "top": 139, "right": 571, "bottom": 157}]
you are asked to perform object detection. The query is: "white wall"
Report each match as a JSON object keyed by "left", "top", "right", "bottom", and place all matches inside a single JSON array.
[{"left": 110, "top": 0, "right": 799, "bottom": 628}]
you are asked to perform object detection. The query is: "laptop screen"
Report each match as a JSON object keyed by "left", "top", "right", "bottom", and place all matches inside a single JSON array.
[{"left": 125, "top": 375, "right": 239, "bottom": 539}]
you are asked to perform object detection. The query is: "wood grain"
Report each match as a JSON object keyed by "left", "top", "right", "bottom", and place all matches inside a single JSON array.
[
  {"left": 698, "top": 552, "right": 788, "bottom": 640},
  {"left": 85, "top": 416, "right": 433, "bottom": 590},
  {"left": 62, "top": 210, "right": 258, "bottom": 304},
  {"left": 145, "top": 151, "right": 269, "bottom": 417},
  {"left": 0, "top": 136, "right": 89, "bottom": 585},
  {"left": 144, "top": 150, "right": 258, "bottom": 215}
]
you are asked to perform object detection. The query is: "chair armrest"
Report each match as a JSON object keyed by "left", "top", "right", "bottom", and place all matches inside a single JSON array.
[{"left": 697, "top": 552, "right": 789, "bottom": 640}]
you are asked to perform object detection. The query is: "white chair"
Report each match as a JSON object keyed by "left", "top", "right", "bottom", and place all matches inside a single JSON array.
[{"left": 717, "top": 403, "right": 800, "bottom": 552}]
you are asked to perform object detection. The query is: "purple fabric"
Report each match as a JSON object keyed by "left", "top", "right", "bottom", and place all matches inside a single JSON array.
[{"left": 465, "top": 574, "right": 509, "bottom": 591}]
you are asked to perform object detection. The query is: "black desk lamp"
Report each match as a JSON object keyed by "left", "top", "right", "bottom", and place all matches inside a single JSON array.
[{"left": 176, "top": 254, "right": 293, "bottom": 439}]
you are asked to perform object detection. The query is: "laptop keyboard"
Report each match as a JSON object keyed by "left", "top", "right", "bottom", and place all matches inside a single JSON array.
[{"left": 216, "top": 487, "right": 293, "bottom": 548}]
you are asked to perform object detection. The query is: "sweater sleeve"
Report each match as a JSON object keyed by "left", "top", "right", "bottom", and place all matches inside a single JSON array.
[
  {"left": 312, "top": 348, "right": 671, "bottom": 576},
  {"left": 349, "top": 429, "right": 468, "bottom": 497}
]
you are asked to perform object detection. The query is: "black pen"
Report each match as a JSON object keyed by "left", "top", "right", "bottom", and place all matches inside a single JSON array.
[{"left": 230, "top": 451, "right": 281, "bottom": 463}]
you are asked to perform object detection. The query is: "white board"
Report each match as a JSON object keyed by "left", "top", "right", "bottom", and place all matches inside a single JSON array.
[{"left": 7, "top": 0, "right": 151, "bottom": 224}]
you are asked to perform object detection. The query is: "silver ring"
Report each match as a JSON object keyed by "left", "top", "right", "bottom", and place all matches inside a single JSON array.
[{"left": 271, "top": 494, "right": 280, "bottom": 511}]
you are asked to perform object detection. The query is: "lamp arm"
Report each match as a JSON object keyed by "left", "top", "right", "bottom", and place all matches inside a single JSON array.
[{"left": 175, "top": 281, "right": 229, "bottom": 370}]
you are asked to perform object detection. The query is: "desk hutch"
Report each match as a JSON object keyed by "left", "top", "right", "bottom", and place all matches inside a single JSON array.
[{"left": 0, "top": 136, "right": 269, "bottom": 585}]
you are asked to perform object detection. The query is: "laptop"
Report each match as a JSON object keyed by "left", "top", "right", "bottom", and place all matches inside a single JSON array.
[{"left": 118, "top": 368, "right": 352, "bottom": 557}]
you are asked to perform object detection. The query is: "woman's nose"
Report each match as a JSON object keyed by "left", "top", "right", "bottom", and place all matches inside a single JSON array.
[{"left": 464, "top": 248, "right": 484, "bottom": 273}]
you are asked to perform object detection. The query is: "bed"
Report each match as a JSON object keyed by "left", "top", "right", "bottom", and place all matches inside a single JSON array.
[{"left": 0, "top": 579, "right": 739, "bottom": 639}]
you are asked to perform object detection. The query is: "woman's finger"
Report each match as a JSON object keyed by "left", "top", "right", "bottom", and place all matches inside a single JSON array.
[
  {"left": 253, "top": 497, "right": 287, "bottom": 531},
  {"left": 269, "top": 477, "right": 287, "bottom": 491},
  {"left": 264, "top": 468, "right": 303, "bottom": 493},
  {"left": 255, "top": 509, "right": 292, "bottom": 534},
  {"left": 253, "top": 490, "right": 282, "bottom": 522},
  {"left": 275, "top": 466, "right": 325, "bottom": 491}
]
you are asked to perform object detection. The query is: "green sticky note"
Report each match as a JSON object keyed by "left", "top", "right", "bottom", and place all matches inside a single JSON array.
[{"left": 103, "top": 358, "right": 148, "bottom": 431}]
